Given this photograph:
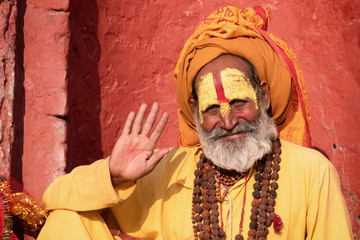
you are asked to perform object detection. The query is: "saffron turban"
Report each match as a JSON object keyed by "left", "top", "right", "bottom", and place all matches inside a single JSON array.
[{"left": 173, "top": 6, "right": 311, "bottom": 148}]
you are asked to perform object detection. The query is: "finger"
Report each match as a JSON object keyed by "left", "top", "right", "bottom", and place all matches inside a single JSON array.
[
  {"left": 141, "top": 102, "right": 159, "bottom": 136},
  {"left": 146, "top": 148, "right": 170, "bottom": 171},
  {"left": 131, "top": 103, "right": 148, "bottom": 134},
  {"left": 149, "top": 112, "right": 169, "bottom": 143},
  {"left": 121, "top": 111, "right": 135, "bottom": 135}
]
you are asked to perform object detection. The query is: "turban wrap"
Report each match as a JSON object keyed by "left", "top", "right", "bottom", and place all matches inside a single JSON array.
[{"left": 173, "top": 6, "right": 311, "bottom": 148}]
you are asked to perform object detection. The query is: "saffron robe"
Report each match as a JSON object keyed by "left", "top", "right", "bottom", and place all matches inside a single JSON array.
[{"left": 38, "top": 140, "right": 353, "bottom": 239}]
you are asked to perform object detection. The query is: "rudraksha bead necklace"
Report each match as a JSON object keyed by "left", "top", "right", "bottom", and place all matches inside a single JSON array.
[{"left": 192, "top": 138, "right": 282, "bottom": 240}]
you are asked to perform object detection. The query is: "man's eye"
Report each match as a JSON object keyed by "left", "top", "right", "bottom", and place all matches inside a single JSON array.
[
  {"left": 231, "top": 100, "right": 247, "bottom": 108},
  {"left": 204, "top": 105, "right": 219, "bottom": 114}
]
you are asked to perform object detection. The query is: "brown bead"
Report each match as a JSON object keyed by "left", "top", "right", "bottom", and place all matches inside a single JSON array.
[
  {"left": 194, "top": 169, "right": 203, "bottom": 177},
  {"left": 272, "top": 164, "right": 280, "bottom": 172},
  {"left": 252, "top": 191, "right": 260, "bottom": 199},
  {"left": 208, "top": 189, "right": 217, "bottom": 196},
  {"left": 196, "top": 223, "right": 203, "bottom": 231},
  {"left": 202, "top": 210, "right": 210, "bottom": 219},
  {"left": 194, "top": 178, "right": 201, "bottom": 185},
  {"left": 253, "top": 182, "right": 261, "bottom": 191},
  {"left": 263, "top": 172, "right": 270, "bottom": 180},
  {"left": 258, "top": 230, "right": 266, "bottom": 237},
  {"left": 267, "top": 205, "right": 275, "bottom": 213},
  {"left": 219, "top": 230, "right": 226, "bottom": 237},
  {"left": 194, "top": 205, "right": 203, "bottom": 213},
  {"left": 203, "top": 219, "right": 210, "bottom": 225},
  {"left": 211, "top": 203, "right": 218, "bottom": 210},
  {"left": 258, "top": 217, "right": 266, "bottom": 224},
  {"left": 202, "top": 224, "right": 211, "bottom": 232},
  {"left": 273, "top": 139, "right": 281, "bottom": 148},
  {"left": 251, "top": 199, "right": 260, "bottom": 207},
  {"left": 202, "top": 202, "right": 211, "bottom": 210},
  {"left": 248, "top": 237, "right": 255, "bottom": 240},
  {"left": 193, "top": 186, "right": 202, "bottom": 195},
  {"left": 249, "top": 221, "right": 258, "bottom": 229},
  {"left": 258, "top": 237, "right": 266, "bottom": 240},
  {"left": 270, "top": 181, "right": 278, "bottom": 190},
  {"left": 271, "top": 172, "right": 279, "bottom": 180},
  {"left": 211, "top": 210, "right": 219, "bottom": 218},
  {"left": 212, "top": 229, "right": 220, "bottom": 236},
  {"left": 262, "top": 179, "right": 269, "bottom": 186},
  {"left": 259, "top": 197, "right": 267, "bottom": 205},
  {"left": 250, "top": 213, "right": 258, "bottom": 221},
  {"left": 273, "top": 155, "right": 281, "bottom": 164},
  {"left": 268, "top": 198, "right": 275, "bottom": 206},
  {"left": 260, "top": 191, "right": 268, "bottom": 198},
  {"left": 248, "top": 229, "right": 257, "bottom": 237},
  {"left": 193, "top": 196, "right": 201, "bottom": 204},
  {"left": 269, "top": 189, "right": 277, "bottom": 197},
  {"left": 255, "top": 173, "right": 263, "bottom": 181},
  {"left": 265, "top": 159, "right": 272, "bottom": 166},
  {"left": 258, "top": 223, "right": 266, "bottom": 231},
  {"left": 269, "top": 212, "right": 276, "bottom": 221},
  {"left": 194, "top": 214, "right": 202, "bottom": 222},
  {"left": 211, "top": 223, "right": 220, "bottom": 230},
  {"left": 235, "top": 234, "right": 244, "bottom": 240},
  {"left": 251, "top": 207, "right": 259, "bottom": 214},
  {"left": 210, "top": 217, "right": 219, "bottom": 223},
  {"left": 264, "top": 166, "right": 272, "bottom": 174},
  {"left": 259, "top": 210, "right": 267, "bottom": 218},
  {"left": 266, "top": 218, "right": 273, "bottom": 227},
  {"left": 208, "top": 196, "right": 217, "bottom": 203},
  {"left": 273, "top": 147, "right": 281, "bottom": 155}
]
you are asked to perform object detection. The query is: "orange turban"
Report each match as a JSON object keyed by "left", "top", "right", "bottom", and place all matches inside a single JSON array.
[{"left": 173, "top": 6, "right": 311, "bottom": 148}]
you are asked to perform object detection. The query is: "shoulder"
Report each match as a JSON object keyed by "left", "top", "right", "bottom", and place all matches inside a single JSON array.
[{"left": 280, "top": 139, "right": 338, "bottom": 177}]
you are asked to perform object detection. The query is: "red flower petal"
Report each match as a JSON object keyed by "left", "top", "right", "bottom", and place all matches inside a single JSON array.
[{"left": 273, "top": 215, "right": 283, "bottom": 233}]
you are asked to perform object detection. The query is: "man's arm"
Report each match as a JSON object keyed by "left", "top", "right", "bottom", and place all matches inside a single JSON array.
[{"left": 305, "top": 155, "right": 353, "bottom": 239}]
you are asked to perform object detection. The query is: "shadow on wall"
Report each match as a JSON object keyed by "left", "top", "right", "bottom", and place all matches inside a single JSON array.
[
  {"left": 11, "top": 1, "right": 26, "bottom": 239},
  {"left": 66, "top": 0, "right": 103, "bottom": 172}
]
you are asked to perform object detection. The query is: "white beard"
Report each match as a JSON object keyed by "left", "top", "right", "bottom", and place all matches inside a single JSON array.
[{"left": 194, "top": 104, "right": 278, "bottom": 173}]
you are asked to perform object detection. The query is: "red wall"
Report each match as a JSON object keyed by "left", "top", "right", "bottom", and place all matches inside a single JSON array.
[{"left": 15, "top": 0, "right": 360, "bottom": 237}]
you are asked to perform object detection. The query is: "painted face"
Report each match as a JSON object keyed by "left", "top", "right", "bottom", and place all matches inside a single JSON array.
[{"left": 197, "top": 67, "right": 258, "bottom": 123}]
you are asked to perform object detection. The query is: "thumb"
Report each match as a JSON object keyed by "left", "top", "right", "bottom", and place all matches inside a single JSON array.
[{"left": 146, "top": 148, "right": 170, "bottom": 172}]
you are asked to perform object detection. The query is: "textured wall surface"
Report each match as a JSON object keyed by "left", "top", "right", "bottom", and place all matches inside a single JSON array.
[
  {"left": 22, "top": 0, "right": 69, "bottom": 201},
  {"left": 0, "top": 1, "right": 16, "bottom": 178}
]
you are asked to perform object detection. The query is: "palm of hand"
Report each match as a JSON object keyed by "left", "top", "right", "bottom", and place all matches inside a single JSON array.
[{"left": 109, "top": 103, "right": 169, "bottom": 186}]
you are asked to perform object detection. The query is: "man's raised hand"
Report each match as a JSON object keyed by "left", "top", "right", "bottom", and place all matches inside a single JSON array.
[{"left": 109, "top": 102, "right": 169, "bottom": 186}]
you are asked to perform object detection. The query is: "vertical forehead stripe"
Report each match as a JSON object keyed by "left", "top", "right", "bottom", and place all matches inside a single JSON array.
[{"left": 213, "top": 71, "right": 229, "bottom": 103}]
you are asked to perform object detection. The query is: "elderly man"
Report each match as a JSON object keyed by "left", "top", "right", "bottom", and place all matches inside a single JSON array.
[{"left": 38, "top": 6, "right": 352, "bottom": 240}]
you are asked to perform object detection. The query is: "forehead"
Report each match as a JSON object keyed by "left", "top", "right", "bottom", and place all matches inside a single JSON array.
[{"left": 195, "top": 55, "right": 250, "bottom": 86}]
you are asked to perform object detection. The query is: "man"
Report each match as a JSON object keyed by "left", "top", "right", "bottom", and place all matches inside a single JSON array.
[{"left": 38, "top": 6, "right": 353, "bottom": 240}]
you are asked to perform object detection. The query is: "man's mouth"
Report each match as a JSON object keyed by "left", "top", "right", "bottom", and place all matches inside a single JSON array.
[{"left": 219, "top": 132, "right": 245, "bottom": 141}]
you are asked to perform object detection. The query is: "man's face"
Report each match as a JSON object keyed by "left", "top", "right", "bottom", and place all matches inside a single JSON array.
[
  {"left": 195, "top": 55, "right": 260, "bottom": 138},
  {"left": 191, "top": 55, "right": 277, "bottom": 172}
]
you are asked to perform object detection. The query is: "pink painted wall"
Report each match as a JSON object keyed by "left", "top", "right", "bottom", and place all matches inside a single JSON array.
[{"left": 68, "top": 0, "right": 358, "bottom": 236}]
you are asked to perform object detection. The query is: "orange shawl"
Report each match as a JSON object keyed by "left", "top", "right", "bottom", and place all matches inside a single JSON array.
[{"left": 173, "top": 6, "right": 311, "bottom": 148}]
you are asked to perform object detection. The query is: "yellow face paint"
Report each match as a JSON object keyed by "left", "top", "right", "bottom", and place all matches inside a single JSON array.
[{"left": 197, "top": 68, "right": 258, "bottom": 123}]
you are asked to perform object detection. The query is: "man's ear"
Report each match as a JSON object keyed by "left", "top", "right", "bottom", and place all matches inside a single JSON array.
[
  {"left": 189, "top": 98, "right": 197, "bottom": 114},
  {"left": 260, "top": 81, "right": 271, "bottom": 111}
]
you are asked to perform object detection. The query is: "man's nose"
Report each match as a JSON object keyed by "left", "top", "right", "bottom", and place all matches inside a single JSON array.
[{"left": 219, "top": 112, "right": 238, "bottom": 130}]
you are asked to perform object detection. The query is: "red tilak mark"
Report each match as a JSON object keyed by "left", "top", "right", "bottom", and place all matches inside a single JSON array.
[{"left": 213, "top": 71, "right": 229, "bottom": 103}]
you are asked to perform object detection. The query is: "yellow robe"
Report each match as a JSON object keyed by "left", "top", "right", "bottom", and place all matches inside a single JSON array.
[{"left": 38, "top": 140, "right": 353, "bottom": 239}]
